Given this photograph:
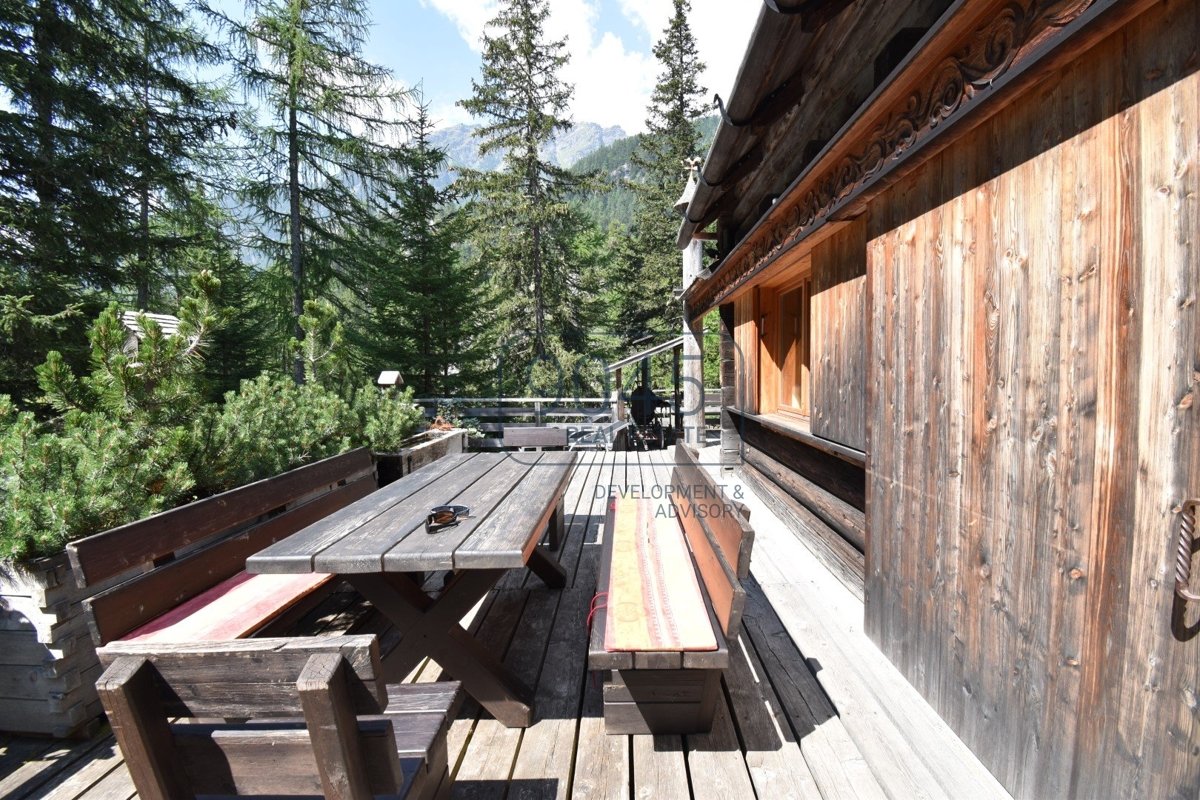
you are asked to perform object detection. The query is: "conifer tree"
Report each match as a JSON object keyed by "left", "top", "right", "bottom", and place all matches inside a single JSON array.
[
  {"left": 458, "top": 0, "right": 589, "bottom": 379},
  {"left": 612, "top": 0, "right": 707, "bottom": 347},
  {"left": 0, "top": 0, "right": 232, "bottom": 404},
  {"left": 350, "top": 99, "right": 485, "bottom": 396},
  {"left": 123, "top": 2, "right": 234, "bottom": 311},
  {"left": 205, "top": 0, "right": 408, "bottom": 383}
]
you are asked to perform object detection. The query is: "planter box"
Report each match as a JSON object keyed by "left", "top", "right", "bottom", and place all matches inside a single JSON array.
[
  {"left": 375, "top": 428, "right": 467, "bottom": 486},
  {"left": 0, "top": 553, "right": 120, "bottom": 737}
]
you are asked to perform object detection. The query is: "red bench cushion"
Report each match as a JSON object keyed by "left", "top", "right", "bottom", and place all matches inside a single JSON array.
[
  {"left": 604, "top": 496, "right": 717, "bottom": 653},
  {"left": 118, "top": 571, "right": 333, "bottom": 644}
]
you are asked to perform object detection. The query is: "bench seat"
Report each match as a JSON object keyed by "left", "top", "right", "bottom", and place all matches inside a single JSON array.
[
  {"left": 119, "top": 571, "right": 334, "bottom": 644},
  {"left": 588, "top": 444, "right": 753, "bottom": 735}
]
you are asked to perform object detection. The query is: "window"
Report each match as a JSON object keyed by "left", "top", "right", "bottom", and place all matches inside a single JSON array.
[
  {"left": 777, "top": 279, "right": 811, "bottom": 416},
  {"left": 757, "top": 265, "right": 812, "bottom": 421}
]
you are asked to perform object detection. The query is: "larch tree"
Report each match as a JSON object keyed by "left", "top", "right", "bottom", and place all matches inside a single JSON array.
[
  {"left": 458, "top": 0, "right": 590, "bottom": 382},
  {"left": 612, "top": 0, "right": 707, "bottom": 348},
  {"left": 206, "top": 0, "right": 407, "bottom": 383}
]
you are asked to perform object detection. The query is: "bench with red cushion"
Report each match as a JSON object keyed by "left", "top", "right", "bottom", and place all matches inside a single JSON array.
[
  {"left": 588, "top": 444, "right": 754, "bottom": 734},
  {"left": 67, "top": 449, "right": 378, "bottom": 647}
]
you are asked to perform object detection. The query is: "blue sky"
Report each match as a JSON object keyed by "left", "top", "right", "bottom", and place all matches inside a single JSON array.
[{"left": 360, "top": 1, "right": 759, "bottom": 133}]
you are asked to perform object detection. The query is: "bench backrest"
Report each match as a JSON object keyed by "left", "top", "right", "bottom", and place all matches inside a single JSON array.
[
  {"left": 503, "top": 426, "right": 569, "bottom": 449},
  {"left": 97, "top": 636, "right": 397, "bottom": 800},
  {"left": 71, "top": 448, "right": 377, "bottom": 645},
  {"left": 669, "top": 444, "right": 755, "bottom": 640}
]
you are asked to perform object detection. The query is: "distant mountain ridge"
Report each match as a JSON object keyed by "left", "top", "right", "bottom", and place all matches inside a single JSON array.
[{"left": 429, "top": 121, "right": 627, "bottom": 186}]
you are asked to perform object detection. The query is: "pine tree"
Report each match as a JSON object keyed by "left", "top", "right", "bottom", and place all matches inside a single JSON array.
[
  {"left": 350, "top": 98, "right": 485, "bottom": 396},
  {"left": 122, "top": 1, "right": 234, "bottom": 311},
  {"left": 611, "top": 0, "right": 707, "bottom": 348},
  {"left": 458, "top": 0, "right": 590, "bottom": 382},
  {"left": 0, "top": 0, "right": 231, "bottom": 405},
  {"left": 205, "top": 0, "right": 408, "bottom": 383}
]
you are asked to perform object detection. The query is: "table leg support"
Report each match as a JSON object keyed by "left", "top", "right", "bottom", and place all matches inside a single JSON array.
[
  {"left": 547, "top": 497, "right": 565, "bottom": 550},
  {"left": 527, "top": 548, "right": 567, "bottom": 589},
  {"left": 345, "top": 571, "right": 535, "bottom": 728}
]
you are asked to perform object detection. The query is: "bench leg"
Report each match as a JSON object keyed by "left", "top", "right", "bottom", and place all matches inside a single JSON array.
[
  {"left": 347, "top": 572, "right": 535, "bottom": 728},
  {"left": 602, "top": 668, "right": 722, "bottom": 735}
]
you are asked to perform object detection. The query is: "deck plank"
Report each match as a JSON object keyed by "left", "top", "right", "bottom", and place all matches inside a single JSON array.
[
  {"left": 571, "top": 452, "right": 631, "bottom": 800},
  {"left": 724, "top": 631, "right": 824, "bottom": 800},
  {"left": 630, "top": 453, "right": 693, "bottom": 798},
  {"left": 508, "top": 452, "right": 610, "bottom": 800},
  {"left": 683, "top": 699, "right": 756, "bottom": 800},
  {"left": 0, "top": 734, "right": 105, "bottom": 800}
]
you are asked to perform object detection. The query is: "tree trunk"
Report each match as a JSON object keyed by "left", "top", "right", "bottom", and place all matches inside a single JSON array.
[
  {"left": 288, "top": 82, "right": 304, "bottom": 383},
  {"left": 31, "top": 0, "right": 58, "bottom": 274},
  {"left": 136, "top": 35, "right": 151, "bottom": 311}
]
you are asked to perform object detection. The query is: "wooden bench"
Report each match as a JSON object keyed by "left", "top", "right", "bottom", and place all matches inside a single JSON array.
[
  {"left": 96, "top": 635, "right": 460, "bottom": 800},
  {"left": 67, "top": 448, "right": 378, "bottom": 647},
  {"left": 588, "top": 444, "right": 754, "bottom": 734}
]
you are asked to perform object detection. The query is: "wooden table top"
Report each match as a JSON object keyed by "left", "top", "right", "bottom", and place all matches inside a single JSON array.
[{"left": 247, "top": 451, "right": 577, "bottom": 575}]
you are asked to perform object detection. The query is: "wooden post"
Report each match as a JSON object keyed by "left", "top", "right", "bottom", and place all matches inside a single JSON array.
[
  {"left": 718, "top": 303, "right": 740, "bottom": 473},
  {"left": 682, "top": 238, "right": 706, "bottom": 447},
  {"left": 613, "top": 367, "right": 625, "bottom": 422},
  {"left": 673, "top": 344, "right": 682, "bottom": 441}
]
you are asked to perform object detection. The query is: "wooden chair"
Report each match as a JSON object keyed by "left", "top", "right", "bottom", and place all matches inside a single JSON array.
[{"left": 96, "top": 635, "right": 460, "bottom": 800}]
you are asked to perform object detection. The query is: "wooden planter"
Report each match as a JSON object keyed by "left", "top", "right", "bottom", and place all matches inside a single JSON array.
[
  {"left": 374, "top": 428, "right": 467, "bottom": 486},
  {"left": 0, "top": 553, "right": 118, "bottom": 737}
]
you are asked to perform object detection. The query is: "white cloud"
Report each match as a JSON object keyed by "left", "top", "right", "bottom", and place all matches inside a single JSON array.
[
  {"left": 619, "top": 0, "right": 761, "bottom": 107},
  {"left": 422, "top": 0, "right": 758, "bottom": 134},
  {"left": 418, "top": 0, "right": 496, "bottom": 52}
]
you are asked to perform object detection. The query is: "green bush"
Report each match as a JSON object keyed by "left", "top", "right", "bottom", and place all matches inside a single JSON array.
[
  {"left": 0, "top": 283, "right": 427, "bottom": 561},
  {"left": 354, "top": 386, "right": 426, "bottom": 453},
  {"left": 0, "top": 400, "right": 195, "bottom": 560}
]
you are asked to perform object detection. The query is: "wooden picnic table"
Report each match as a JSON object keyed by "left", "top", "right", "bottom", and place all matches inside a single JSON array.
[{"left": 247, "top": 451, "right": 577, "bottom": 728}]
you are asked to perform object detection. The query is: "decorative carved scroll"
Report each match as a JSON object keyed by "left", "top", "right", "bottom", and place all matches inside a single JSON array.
[{"left": 687, "top": 0, "right": 1102, "bottom": 316}]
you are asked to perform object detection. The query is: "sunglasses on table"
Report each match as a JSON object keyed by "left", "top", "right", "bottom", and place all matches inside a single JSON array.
[{"left": 426, "top": 505, "right": 471, "bottom": 532}]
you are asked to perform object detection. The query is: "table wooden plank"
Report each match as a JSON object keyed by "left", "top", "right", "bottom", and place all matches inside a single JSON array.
[
  {"left": 247, "top": 453, "right": 476, "bottom": 574},
  {"left": 383, "top": 454, "right": 540, "bottom": 572},
  {"left": 312, "top": 455, "right": 503, "bottom": 573},
  {"left": 454, "top": 452, "right": 577, "bottom": 569}
]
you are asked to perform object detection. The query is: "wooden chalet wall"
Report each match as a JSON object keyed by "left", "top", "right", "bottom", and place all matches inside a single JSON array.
[
  {"left": 864, "top": 2, "right": 1200, "bottom": 797},
  {"left": 811, "top": 220, "right": 867, "bottom": 451}
]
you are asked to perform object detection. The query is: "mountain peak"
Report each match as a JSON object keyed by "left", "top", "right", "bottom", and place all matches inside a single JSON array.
[{"left": 428, "top": 121, "right": 629, "bottom": 185}]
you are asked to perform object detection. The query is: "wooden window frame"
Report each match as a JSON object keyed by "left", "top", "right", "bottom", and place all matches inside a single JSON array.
[{"left": 757, "top": 256, "right": 813, "bottom": 425}]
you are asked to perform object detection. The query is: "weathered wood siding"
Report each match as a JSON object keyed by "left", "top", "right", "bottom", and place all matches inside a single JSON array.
[
  {"left": 865, "top": 3, "right": 1200, "bottom": 798},
  {"left": 732, "top": 291, "right": 758, "bottom": 414},
  {"left": 812, "top": 219, "right": 868, "bottom": 450}
]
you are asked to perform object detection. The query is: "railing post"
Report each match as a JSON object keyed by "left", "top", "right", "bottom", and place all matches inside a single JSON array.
[{"left": 682, "top": 238, "right": 706, "bottom": 448}]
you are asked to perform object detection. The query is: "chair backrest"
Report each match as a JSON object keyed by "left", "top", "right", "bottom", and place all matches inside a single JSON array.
[
  {"left": 669, "top": 444, "right": 755, "bottom": 639},
  {"left": 96, "top": 635, "right": 398, "bottom": 800},
  {"left": 68, "top": 448, "right": 376, "bottom": 588},
  {"left": 503, "top": 426, "right": 568, "bottom": 449}
]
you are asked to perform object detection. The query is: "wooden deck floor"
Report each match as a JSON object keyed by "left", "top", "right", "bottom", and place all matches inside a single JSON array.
[{"left": 0, "top": 450, "right": 1009, "bottom": 800}]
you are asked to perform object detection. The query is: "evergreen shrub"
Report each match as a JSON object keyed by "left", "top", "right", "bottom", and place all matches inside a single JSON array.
[{"left": 0, "top": 278, "right": 426, "bottom": 561}]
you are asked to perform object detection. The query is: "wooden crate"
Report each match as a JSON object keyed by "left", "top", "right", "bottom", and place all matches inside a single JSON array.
[{"left": 0, "top": 553, "right": 118, "bottom": 737}]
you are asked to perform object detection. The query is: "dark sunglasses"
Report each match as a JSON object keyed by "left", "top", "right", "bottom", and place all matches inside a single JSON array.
[{"left": 426, "top": 505, "right": 470, "bottom": 532}]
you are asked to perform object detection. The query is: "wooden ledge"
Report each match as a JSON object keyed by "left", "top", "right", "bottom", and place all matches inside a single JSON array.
[{"left": 727, "top": 408, "right": 866, "bottom": 467}]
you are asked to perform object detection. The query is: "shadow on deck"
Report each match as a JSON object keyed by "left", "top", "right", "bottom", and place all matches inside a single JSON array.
[{"left": 0, "top": 450, "right": 1005, "bottom": 800}]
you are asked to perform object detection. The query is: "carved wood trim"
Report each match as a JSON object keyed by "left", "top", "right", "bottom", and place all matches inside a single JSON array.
[{"left": 685, "top": 0, "right": 1145, "bottom": 319}]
